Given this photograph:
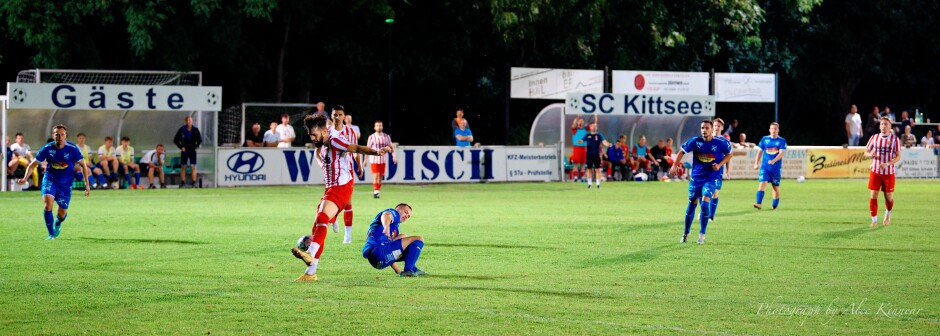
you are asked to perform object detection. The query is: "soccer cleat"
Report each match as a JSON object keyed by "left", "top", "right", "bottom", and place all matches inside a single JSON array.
[
  {"left": 697, "top": 234, "right": 706, "bottom": 244},
  {"left": 373, "top": 193, "right": 380, "bottom": 198},
  {"left": 870, "top": 220, "right": 877, "bottom": 228},
  {"left": 399, "top": 270, "right": 417, "bottom": 277},
  {"left": 290, "top": 247, "right": 313, "bottom": 266},
  {"left": 137, "top": 185, "right": 146, "bottom": 190},
  {"left": 330, "top": 223, "right": 339, "bottom": 233},
  {"left": 45, "top": 235, "right": 55, "bottom": 240},
  {"left": 295, "top": 273, "right": 318, "bottom": 282},
  {"left": 883, "top": 213, "right": 891, "bottom": 226},
  {"left": 160, "top": 184, "right": 167, "bottom": 189},
  {"left": 342, "top": 237, "right": 352, "bottom": 244},
  {"left": 709, "top": 217, "right": 715, "bottom": 222},
  {"left": 680, "top": 234, "right": 688, "bottom": 243},
  {"left": 753, "top": 203, "right": 762, "bottom": 210},
  {"left": 130, "top": 184, "right": 138, "bottom": 190},
  {"left": 149, "top": 184, "right": 156, "bottom": 189},
  {"left": 53, "top": 224, "right": 62, "bottom": 238},
  {"left": 587, "top": 184, "right": 591, "bottom": 189},
  {"left": 412, "top": 268, "right": 429, "bottom": 276}
]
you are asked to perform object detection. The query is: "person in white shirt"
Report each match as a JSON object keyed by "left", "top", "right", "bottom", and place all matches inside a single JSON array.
[
  {"left": 139, "top": 144, "right": 167, "bottom": 189},
  {"left": 263, "top": 122, "right": 281, "bottom": 147},
  {"left": 922, "top": 130, "right": 937, "bottom": 148},
  {"left": 276, "top": 114, "right": 296, "bottom": 148},
  {"left": 845, "top": 104, "right": 863, "bottom": 146},
  {"left": 115, "top": 136, "right": 143, "bottom": 189}
]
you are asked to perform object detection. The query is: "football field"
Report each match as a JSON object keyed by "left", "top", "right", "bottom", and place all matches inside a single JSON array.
[{"left": 1, "top": 179, "right": 938, "bottom": 335}]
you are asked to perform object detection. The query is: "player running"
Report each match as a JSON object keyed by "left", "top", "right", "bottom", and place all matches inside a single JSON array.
[
  {"left": 291, "top": 110, "right": 386, "bottom": 282},
  {"left": 18, "top": 125, "right": 92, "bottom": 240},
  {"left": 753, "top": 122, "right": 787, "bottom": 210},
  {"left": 864, "top": 117, "right": 901, "bottom": 227},
  {"left": 321, "top": 107, "right": 362, "bottom": 244},
  {"left": 367, "top": 120, "right": 396, "bottom": 198},
  {"left": 670, "top": 120, "right": 732, "bottom": 244},
  {"left": 708, "top": 118, "right": 732, "bottom": 221},
  {"left": 361, "top": 203, "right": 427, "bottom": 277}
]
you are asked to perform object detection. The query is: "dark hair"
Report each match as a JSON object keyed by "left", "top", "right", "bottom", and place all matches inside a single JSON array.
[
  {"left": 332, "top": 105, "right": 345, "bottom": 112},
  {"left": 374, "top": 120, "right": 383, "bottom": 124},
  {"left": 304, "top": 113, "right": 329, "bottom": 131},
  {"left": 395, "top": 203, "right": 412, "bottom": 211},
  {"left": 701, "top": 120, "right": 713, "bottom": 126},
  {"left": 281, "top": 113, "right": 290, "bottom": 119},
  {"left": 77, "top": 133, "right": 86, "bottom": 137},
  {"left": 456, "top": 107, "right": 464, "bottom": 112},
  {"left": 15, "top": 132, "right": 23, "bottom": 137},
  {"left": 53, "top": 124, "right": 67, "bottom": 132},
  {"left": 157, "top": 144, "right": 164, "bottom": 148},
  {"left": 121, "top": 136, "right": 130, "bottom": 142},
  {"left": 105, "top": 136, "right": 113, "bottom": 141}
]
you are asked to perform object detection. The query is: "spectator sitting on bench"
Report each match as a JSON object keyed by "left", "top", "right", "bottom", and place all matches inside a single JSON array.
[
  {"left": 74, "top": 133, "right": 105, "bottom": 189},
  {"left": 140, "top": 144, "right": 167, "bottom": 189},
  {"left": 97, "top": 136, "right": 119, "bottom": 188},
  {"left": 631, "top": 135, "right": 654, "bottom": 173},
  {"left": 115, "top": 136, "right": 143, "bottom": 190}
]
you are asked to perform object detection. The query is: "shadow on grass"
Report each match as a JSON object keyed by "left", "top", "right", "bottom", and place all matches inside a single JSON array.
[
  {"left": 427, "top": 284, "right": 614, "bottom": 299},
  {"left": 588, "top": 243, "right": 678, "bottom": 266},
  {"left": 425, "top": 274, "right": 508, "bottom": 281},
  {"left": 75, "top": 237, "right": 208, "bottom": 245},
  {"left": 433, "top": 243, "right": 543, "bottom": 250},
  {"left": 722, "top": 242, "right": 936, "bottom": 253},
  {"left": 819, "top": 227, "right": 872, "bottom": 240}
]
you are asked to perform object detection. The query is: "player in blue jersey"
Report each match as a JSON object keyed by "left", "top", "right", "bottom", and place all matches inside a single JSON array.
[
  {"left": 753, "top": 122, "right": 787, "bottom": 210},
  {"left": 670, "top": 120, "right": 733, "bottom": 244},
  {"left": 361, "top": 203, "right": 427, "bottom": 277},
  {"left": 708, "top": 118, "right": 733, "bottom": 221},
  {"left": 17, "top": 125, "right": 92, "bottom": 240},
  {"left": 582, "top": 122, "right": 612, "bottom": 189}
]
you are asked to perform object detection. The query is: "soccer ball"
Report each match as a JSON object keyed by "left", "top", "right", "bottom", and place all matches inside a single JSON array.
[
  {"left": 296, "top": 235, "right": 312, "bottom": 251},
  {"left": 797, "top": 176, "right": 806, "bottom": 183},
  {"left": 111, "top": 181, "right": 120, "bottom": 190},
  {"left": 634, "top": 172, "right": 648, "bottom": 181}
]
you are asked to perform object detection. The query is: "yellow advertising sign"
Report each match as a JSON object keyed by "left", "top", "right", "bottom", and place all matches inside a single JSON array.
[{"left": 805, "top": 148, "right": 871, "bottom": 178}]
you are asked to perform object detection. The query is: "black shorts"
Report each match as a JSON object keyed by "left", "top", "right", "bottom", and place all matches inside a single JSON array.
[
  {"left": 180, "top": 150, "right": 197, "bottom": 166},
  {"left": 586, "top": 155, "right": 602, "bottom": 169}
]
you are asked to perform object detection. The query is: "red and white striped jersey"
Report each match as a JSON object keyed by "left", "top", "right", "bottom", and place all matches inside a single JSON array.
[
  {"left": 866, "top": 133, "right": 901, "bottom": 175},
  {"left": 319, "top": 133, "right": 353, "bottom": 188},
  {"left": 367, "top": 132, "right": 392, "bottom": 165},
  {"left": 328, "top": 124, "right": 359, "bottom": 162}
]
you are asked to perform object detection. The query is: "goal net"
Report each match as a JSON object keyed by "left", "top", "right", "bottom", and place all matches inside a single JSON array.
[
  {"left": 16, "top": 69, "right": 201, "bottom": 86},
  {"left": 218, "top": 103, "right": 318, "bottom": 147}
]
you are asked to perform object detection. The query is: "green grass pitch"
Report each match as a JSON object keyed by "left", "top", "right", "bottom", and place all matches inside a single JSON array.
[{"left": 1, "top": 179, "right": 938, "bottom": 334}]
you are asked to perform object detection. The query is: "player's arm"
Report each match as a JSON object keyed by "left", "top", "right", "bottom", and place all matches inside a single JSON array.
[
  {"left": 347, "top": 143, "right": 384, "bottom": 156},
  {"left": 714, "top": 151, "right": 734, "bottom": 171},
  {"left": 768, "top": 149, "right": 785, "bottom": 164},
  {"left": 669, "top": 150, "right": 685, "bottom": 176},
  {"left": 16, "top": 158, "right": 40, "bottom": 184},
  {"left": 380, "top": 211, "right": 394, "bottom": 238},
  {"left": 753, "top": 150, "right": 763, "bottom": 170},
  {"left": 78, "top": 159, "right": 92, "bottom": 196},
  {"left": 314, "top": 147, "right": 323, "bottom": 167},
  {"left": 390, "top": 263, "right": 402, "bottom": 275}
]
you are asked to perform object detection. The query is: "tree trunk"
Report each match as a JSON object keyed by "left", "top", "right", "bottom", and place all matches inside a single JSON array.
[{"left": 275, "top": 11, "right": 292, "bottom": 102}]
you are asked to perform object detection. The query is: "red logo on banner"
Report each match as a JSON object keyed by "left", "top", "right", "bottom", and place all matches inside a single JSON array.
[{"left": 634, "top": 74, "right": 645, "bottom": 91}]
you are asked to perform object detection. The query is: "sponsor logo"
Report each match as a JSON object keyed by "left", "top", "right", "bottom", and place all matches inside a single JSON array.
[
  {"left": 224, "top": 151, "right": 266, "bottom": 182},
  {"left": 634, "top": 74, "right": 646, "bottom": 90},
  {"left": 698, "top": 154, "right": 716, "bottom": 163}
]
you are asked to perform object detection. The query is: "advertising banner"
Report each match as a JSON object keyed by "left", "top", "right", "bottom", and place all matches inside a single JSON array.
[
  {"left": 510, "top": 68, "right": 604, "bottom": 99},
  {"left": 805, "top": 147, "right": 870, "bottom": 178},
  {"left": 727, "top": 147, "right": 806, "bottom": 180},
  {"left": 565, "top": 92, "right": 715, "bottom": 117},
  {"left": 714, "top": 73, "right": 776, "bottom": 102},
  {"left": 612, "top": 70, "right": 709, "bottom": 95},
  {"left": 896, "top": 148, "right": 938, "bottom": 178},
  {"left": 503, "top": 147, "right": 560, "bottom": 181},
  {"left": 7, "top": 83, "right": 222, "bottom": 111}
]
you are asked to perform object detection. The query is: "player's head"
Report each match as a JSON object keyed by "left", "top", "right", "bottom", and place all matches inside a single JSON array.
[
  {"left": 344, "top": 114, "right": 352, "bottom": 125},
  {"left": 51, "top": 124, "right": 67, "bottom": 146},
  {"left": 901, "top": 110, "right": 909, "bottom": 119},
  {"left": 872, "top": 106, "right": 879, "bottom": 114},
  {"left": 316, "top": 101, "right": 326, "bottom": 111},
  {"left": 638, "top": 135, "right": 646, "bottom": 144},
  {"left": 456, "top": 108, "right": 464, "bottom": 118},
  {"left": 588, "top": 122, "right": 597, "bottom": 133},
  {"left": 104, "top": 136, "right": 113, "bottom": 146},
  {"left": 576, "top": 117, "right": 584, "bottom": 128},
  {"left": 374, "top": 120, "right": 384, "bottom": 132},
  {"left": 395, "top": 203, "right": 413, "bottom": 222},
  {"left": 304, "top": 113, "right": 330, "bottom": 147},
  {"left": 184, "top": 115, "right": 193, "bottom": 127},
  {"left": 700, "top": 120, "right": 713, "bottom": 138},
  {"left": 331, "top": 105, "right": 346, "bottom": 126},
  {"left": 156, "top": 144, "right": 165, "bottom": 154},
  {"left": 712, "top": 118, "right": 725, "bottom": 134},
  {"left": 769, "top": 122, "right": 780, "bottom": 137},
  {"left": 120, "top": 136, "right": 130, "bottom": 146},
  {"left": 657, "top": 139, "right": 665, "bottom": 147},
  {"left": 77, "top": 133, "right": 86, "bottom": 143},
  {"left": 739, "top": 133, "right": 747, "bottom": 142},
  {"left": 460, "top": 119, "right": 469, "bottom": 129},
  {"left": 14, "top": 132, "right": 24, "bottom": 144},
  {"left": 879, "top": 117, "right": 892, "bottom": 134},
  {"left": 252, "top": 122, "right": 261, "bottom": 133},
  {"left": 618, "top": 134, "right": 627, "bottom": 142},
  {"left": 281, "top": 113, "right": 290, "bottom": 125},
  {"left": 666, "top": 137, "right": 674, "bottom": 146},
  {"left": 850, "top": 104, "right": 858, "bottom": 113}
]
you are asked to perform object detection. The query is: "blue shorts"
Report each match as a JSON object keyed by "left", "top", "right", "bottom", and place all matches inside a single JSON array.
[
  {"left": 715, "top": 176, "right": 723, "bottom": 190},
  {"left": 758, "top": 168, "right": 781, "bottom": 187},
  {"left": 364, "top": 239, "right": 404, "bottom": 269},
  {"left": 41, "top": 181, "right": 72, "bottom": 209},
  {"left": 688, "top": 178, "right": 717, "bottom": 201},
  {"left": 180, "top": 150, "right": 197, "bottom": 166}
]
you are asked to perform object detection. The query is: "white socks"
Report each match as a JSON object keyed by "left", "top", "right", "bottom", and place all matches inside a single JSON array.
[
  {"left": 344, "top": 227, "right": 352, "bottom": 241},
  {"left": 305, "top": 243, "right": 321, "bottom": 274},
  {"left": 305, "top": 259, "right": 319, "bottom": 275}
]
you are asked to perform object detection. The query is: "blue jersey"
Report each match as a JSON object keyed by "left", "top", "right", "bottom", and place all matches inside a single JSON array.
[
  {"left": 35, "top": 142, "right": 84, "bottom": 186},
  {"left": 714, "top": 137, "right": 732, "bottom": 176},
  {"left": 758, "top": 136, "right": 787, "bottom": 171},
  {"left": 572, "top": 128, "right": 587, "bottom": 147},
  {"left": 680, "top": 136, "right": 732, "bottom": 181},
  {"left": 582, "top": 133, "right": 605, "bottom": 156},
  {"left": 362, "top": 209, "right": 401, "bottom": 253}
]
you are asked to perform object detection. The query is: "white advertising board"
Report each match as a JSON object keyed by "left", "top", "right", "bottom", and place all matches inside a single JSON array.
[
  {"left": 7, "top": 83, "right": 222, "bottom": 111},
  {"left": 565, "top": 92, "right": 715, "bottom": 117},
  {"left": 611, "top": 70, "right": 709, "bottom": 95},
  {"left": 896, "top": 148, "right": 938, "bottom": 178},
  {"left": 714, "top": 73, "right": 776, "bottom": 102},
  {"left": 510, "top": 68, "right": 604, "bottom": 99}
]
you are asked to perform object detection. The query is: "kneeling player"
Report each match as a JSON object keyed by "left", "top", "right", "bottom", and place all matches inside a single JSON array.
[{"left": 361, "top": 203, "right": 427, "bottom": 277}]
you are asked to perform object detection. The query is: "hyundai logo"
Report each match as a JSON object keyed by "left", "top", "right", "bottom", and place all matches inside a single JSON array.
[{"left": 227, "top": 151, "right": 265, "bottom": 174}]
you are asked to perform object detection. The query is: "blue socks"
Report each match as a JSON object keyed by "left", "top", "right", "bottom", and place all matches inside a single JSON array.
[
  {"left": 684, "top": 202, "right": 698, "bottom": 235},
  {"left": 54, "top": 214, "right": 67, "bottom": 237},
  {"left": 97, "top": 174, "right": 107, "bottom": 186},
  {"left": 756, "top": 191, "right": 765, "bottom": 204},
  {"left": 773, "top": 198, "right": 780, "bottom": 209},
  {"left": 134, "top": 172, "right": 140, "bottom": 185},
  {"left": 124, "top": 173, "right": 130, "bottom": 185},
  {"left": 43, "top": 210, "right": 54, "bottom": 236},
  {"left": 700, "top": 200, "right": 711, "bottom": 234},
  {"left": 710, "top": 198, "right": 719, "bottom": 219},
  {"left": 403, "top": 240, "right": 424, "bottom": 272}
]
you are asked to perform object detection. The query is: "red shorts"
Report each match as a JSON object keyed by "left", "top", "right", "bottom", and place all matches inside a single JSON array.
[
  {"left": 321, "top": 181, "right": 353, "bottom": 213},
  {"left": 571, "top": 146, "right": 587, "bottom": 164},
  {"left": 868, "top": 172, "right": 895, "bottom": 192},
  {"left": 371, "top": 163, "right": 386, "bottom": 174}
]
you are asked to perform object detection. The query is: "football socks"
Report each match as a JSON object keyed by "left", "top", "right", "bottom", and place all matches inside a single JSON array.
[
  {"left": 772, "top": 198, "right": 780, "bottom": 209},
  {"left": 699, "top": 200, "right": 711, "bottom": 234},
  {"left": 684, "top": 202, "right": 697, "bottom": 235},
  {"left": 404, "top": 240, "right": 424, "bottom": 272},
  {"left": 756, "top": 191, "right": 765, "bottom": 205},
  {"left": 43, "top": 210, "right": 54, "bottom": 236}
]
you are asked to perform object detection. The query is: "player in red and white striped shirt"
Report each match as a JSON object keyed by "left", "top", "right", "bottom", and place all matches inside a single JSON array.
[
  {"left": 864, "top": 117, "right": 901, "bottom": 227},
  {"left": 324, "top": 110, "right": 362, "bottom": 244},
  {"left": 367, "top": 120, "right": 396, "bottom": 198},
  {"left": 291, "top": 109, "right": 385, "bottom": 282}
]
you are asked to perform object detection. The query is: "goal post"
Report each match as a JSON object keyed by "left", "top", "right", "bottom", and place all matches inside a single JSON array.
[{"left": 218, "top": 103, "right": 318, "bottom": 147}]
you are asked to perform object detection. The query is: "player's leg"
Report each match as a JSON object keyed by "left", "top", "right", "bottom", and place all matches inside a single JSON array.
[
  {"left": 179, "top": 162, "right": 187, "bottom": 186},
  {"left": 109, "top": 158, "right": 119, "bottom": 183},
  {"left": 372, "top": 163, "right": 382, "bottom": 197},
  {"left": 754, "top": 170, "right": 768, "bottom": 209},
  {"left": 398, "top": 235, "right": 426, "bottom": 276},
  {"left": 146, "top": 164, "right": 155, "bottom": 188},
  {"left": 868, "top": 172, "right": 880, "bottom": 227},
  {"left": 710, "top": 182, "right": 721, "bottom": 220},
  {"left": 771, "top": 185, "right": 781, "bottom": 210},
  {"left": 682, "top": 182, "right": 703, "bottom": 243},
  {"left": 698, "top": 182, "right": 714, "bottom": 244},
  {"left": 157, "top": 163, "right": 165, "bottom": 187},
  {"left": 584, "top": 161, "right": 594, "bottom": 188},
  {"left": 52, "top": 186, "right": 71, "bottom": 237},
  {"left": 342, "top": 202, "right": 353, "bottom": 244},
  {"left": 293, "top": 199, "right": 341, "bottom": 280},
  {"left": 131, "top": 163, "right": 142, "bottom": 189},
  {"left": 41, "top": 189, "right": 56, "bottom": 239},
  {"left": 883, "top": 174, "right": 895, "bottom": 225},
  {"left": 190, "top": 154, "right": 198, "bottom": 187}
]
